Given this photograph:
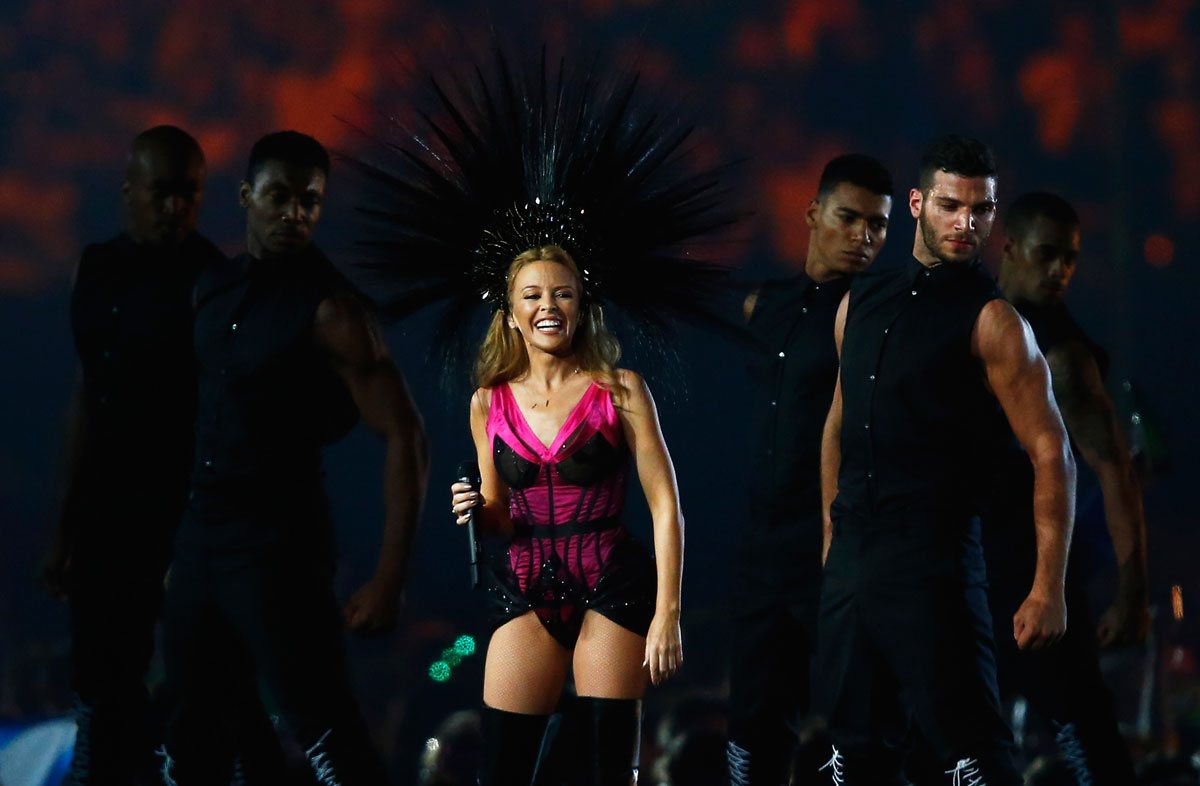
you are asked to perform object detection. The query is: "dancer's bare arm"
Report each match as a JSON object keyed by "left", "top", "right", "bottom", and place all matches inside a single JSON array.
[
  {"left": 820, "top": 292, "right": 849, "bottom": 564},
  {"left": 1046, "top": 341, "right": 1149, "bottom": 646},
  {"left": 973, "top": 300, "right": 1075, "bottom": 650},
  {"left": 316, "top": 293, "right": 429, "bottom": 635}
]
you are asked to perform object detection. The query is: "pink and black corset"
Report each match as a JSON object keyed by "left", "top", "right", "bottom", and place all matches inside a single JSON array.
[{"left": 483, "top": 381, "right": 656, "bottom": 647}]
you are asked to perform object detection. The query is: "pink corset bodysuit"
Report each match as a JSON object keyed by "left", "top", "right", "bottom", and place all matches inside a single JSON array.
[{"left": 484, "top": 380, "right": 656, "bottom": 647}]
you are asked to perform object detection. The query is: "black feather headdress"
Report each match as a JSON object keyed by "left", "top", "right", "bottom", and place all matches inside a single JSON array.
[{"left": 347, "top": 50, "right": 741, "bottom": 380}]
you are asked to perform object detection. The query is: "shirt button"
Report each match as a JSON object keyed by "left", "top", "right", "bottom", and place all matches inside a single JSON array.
[
  {"left": 883, "top": 327, "right": 889, "bottom": 334},
  {"left": 911, "top": 290, "right": 918, "bottom": 296},
  {"left": 111, "top": 306, "right": 119, "bottom": 314},
  {"left": 864, "top": 422, "right": 870, "bottom": 429},
  {"left": 230, "top": 323, "right": 239, "bottom": 331},
  {"left": 869, "top": 374, "right": 876, "bottom": 381},
  {"left": 867, "top": 471, "right": 875, "bottom": 479},
  {"left": 203, "top": 459, "right": 213, "bottom": 468},
  {"left": 801, "top": 307, "right": 808, "bottom": 314},
  {"left": 924, "top": 270, "right": 931, "bottom": 277},
  {"left": 778, "top": 351, "right": 785, "bottom": 358},
  {"left": 770, "top": 400, "right": 777, "bottom": 406}
]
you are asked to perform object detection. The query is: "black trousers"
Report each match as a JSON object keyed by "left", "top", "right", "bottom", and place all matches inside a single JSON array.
[
  {"left": 728, "top": 530, "right": 821, "bottom": 785},
  {"left": 814, "top": 515, "right": 1022, "bottom": 785},
  {"left": 66, "top": 518, "right": 173, "bottom": 784},
  {"left": 987, "top": 562, "right": 1138, "bottom": 784},
  {"left": 161, "top": 540, "right": 385, "bottom": 785}
]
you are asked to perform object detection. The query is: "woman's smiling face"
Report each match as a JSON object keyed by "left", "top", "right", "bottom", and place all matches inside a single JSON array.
[{"left": 507, "top": 260, "right": 583, "bottom": 356}]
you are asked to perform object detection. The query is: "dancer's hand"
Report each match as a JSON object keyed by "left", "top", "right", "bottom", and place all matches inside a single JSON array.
[
  {"left": 643, "top": 610, "right": 682, "bottom": 685},
  {"left": 344, "top": 574, "right": 402, "bottom": 636},
  {"left": 1013, "top": 589, "right": 1066, "bottom": 650},
  {"left": 450, "top": 481, "right": 484, "bottom": 525},
  {"left": 1096, "top": 598, "right": 1151, "bottom": 648}
]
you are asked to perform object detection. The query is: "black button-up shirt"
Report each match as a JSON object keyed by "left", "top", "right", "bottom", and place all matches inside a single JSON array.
[
  {"left": 834, "top": 257, "right": 1007, "bottom": 523},
  {"left": 70, "top": 232, "right": 220, "bottom": 502},
  {"left": 746, "top": 274, "right": 850, "bottom": 552},
  {"left": 189, "top": 247, "right": 359, "bottom": 508}
]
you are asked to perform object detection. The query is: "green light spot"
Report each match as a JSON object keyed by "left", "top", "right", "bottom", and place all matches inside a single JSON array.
[
  {"left": 429, "top": 661, "right": 451, "bottom": 682},
  {"left": 454, "top": 635, "right": 477, "bottom": 656}
]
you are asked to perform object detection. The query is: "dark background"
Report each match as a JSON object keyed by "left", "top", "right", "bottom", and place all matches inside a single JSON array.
[{"left": 1, "top": 0, "right": 1197, "bottom": 780}]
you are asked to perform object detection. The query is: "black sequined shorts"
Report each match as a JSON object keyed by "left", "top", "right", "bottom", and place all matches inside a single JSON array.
[{"left": 484, "top": 523, "right": 657, "bottom": 649}]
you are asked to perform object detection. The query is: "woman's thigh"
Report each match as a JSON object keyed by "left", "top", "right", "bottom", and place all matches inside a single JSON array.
[
  {"left": 483, "top": 611, "right": 572, "bottom": 713},
  {"left": 572, "top": 611, "right": 649, "bottom": 699}
]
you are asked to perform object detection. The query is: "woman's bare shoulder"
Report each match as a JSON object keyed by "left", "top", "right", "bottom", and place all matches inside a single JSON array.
[{"left": 470, "top": 387, "right": 495, "bottom": 419}]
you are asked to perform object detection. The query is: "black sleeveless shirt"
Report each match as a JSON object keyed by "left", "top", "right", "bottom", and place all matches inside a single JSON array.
[
  {"left": 188, "top": 247, "right": 359, "bottom": 507},
  {"left": 744, "top": 273, "right": 849, "bottom": 558},
  {"left": 70, "top": 232, "right": 220, "bottom": 505},
  {"left": 834, "top": 257, "right": 1006, "bottom": 523}
]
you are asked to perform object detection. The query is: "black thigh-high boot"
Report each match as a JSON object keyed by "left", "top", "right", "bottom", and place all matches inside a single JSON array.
[
  {"left": 574, "top": 697, "right": 642, "bottom": 786},
  {"left": 480, "top": 705, "right": 552, "bottom": 786}
]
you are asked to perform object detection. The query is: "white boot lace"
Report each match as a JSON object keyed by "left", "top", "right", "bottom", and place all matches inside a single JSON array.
[
  {"left": 818, "top": 745, "right": 845, "bottom": 785},
  {"left": 944, "top": 757, "right": 986, "bottom": 786},
  {"left": 726, "top": 740, "right": 752, "bottom": 786}
]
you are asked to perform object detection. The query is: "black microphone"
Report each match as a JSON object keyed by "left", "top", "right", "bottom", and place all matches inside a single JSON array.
[{"left": 457, "top": 460, "right": 482, "bottom": 590}]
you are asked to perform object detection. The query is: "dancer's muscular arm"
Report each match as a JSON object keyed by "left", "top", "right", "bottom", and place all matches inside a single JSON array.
[
  {"left": 1046, "top": 341, "right": 1150, "bottom": 647},
  {"left": 616, "top": 369, "right": 684, "bottom": 686},
  {"left": 316, "top": 293, "right": 429, "bottom": 635},
  {"left": 820, "top": 292, "right": 849, "bottom": 564},
  {"left": 973, "top": 300, "right": 1076, "bottom": 650}
]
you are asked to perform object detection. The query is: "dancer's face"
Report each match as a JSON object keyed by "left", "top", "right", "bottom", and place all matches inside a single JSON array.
[
  {"left": 123, "top": 144, "right": 205, "bottom": 247},
  {"left": 239, "top": 159, "right": 326, "bottom": 260},
  {"left": 806, "top": 182, "right": 892, "bottom": 277},
  {"left": 507, "top": 261, "right": 582, "bottom": 356},
  {"left": 1001, "top": 215, "right": 1079, "bottom": 306},
  {"left": 911, "top": 170, "right": 997, "bottom": 265}
]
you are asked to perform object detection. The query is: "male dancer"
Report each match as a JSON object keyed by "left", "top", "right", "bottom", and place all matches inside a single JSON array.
[
  {"left": 816, "top": 135, "right": 1075, "bottom": 785},
  {"left": 160, "top": 131, "right": 429, "bottom": 785},
  {"left": 986, "top": 191, "right": 1149, "bottom": 783},
  {"left": 50, "top": 125, "right": 221, "bottom": 784},
  {"left": 727, "top": 154, "right": 893, "bottom": 786}
]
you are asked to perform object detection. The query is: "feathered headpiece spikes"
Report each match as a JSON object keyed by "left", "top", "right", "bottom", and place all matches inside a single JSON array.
[{"left": 347, "top": 49, "right": 741, "bottom": 379}]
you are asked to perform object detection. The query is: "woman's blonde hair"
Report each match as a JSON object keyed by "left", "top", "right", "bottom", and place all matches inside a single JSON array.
[{"left": 475, "top": 245, "right": 623, "bottom": 391}]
